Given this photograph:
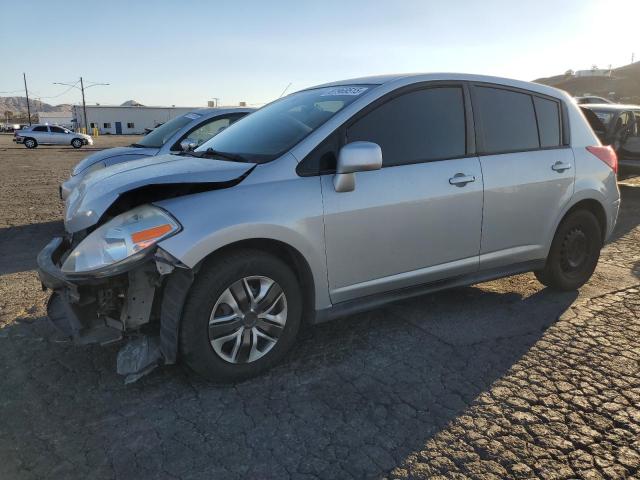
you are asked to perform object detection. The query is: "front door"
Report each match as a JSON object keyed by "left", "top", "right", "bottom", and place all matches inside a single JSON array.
[
  {"left": 321, "top": 85, "right": 483, "bottom": 303},
  {"left": 115, "top": 122, "right": 122, "bottom": 134},
  {"left": 470, "top": 85, "right": 575, "bottom": 269}
]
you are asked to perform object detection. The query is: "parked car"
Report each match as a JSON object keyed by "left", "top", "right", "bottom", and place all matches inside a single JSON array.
[
  {"left": 60, "top": 107, "right": 254, "bottom": 199},
  {"left": 580, "top": 104, "right": 640, "bottom": 169},
  {"left": 38, "top": 73, "right": 620, "bottom": 383},
  {"left": 14, "top": 124, "right": 92, "bottom": 149},
  {"left": 575, "top": 96, "right": 614, "bottom": 105}
]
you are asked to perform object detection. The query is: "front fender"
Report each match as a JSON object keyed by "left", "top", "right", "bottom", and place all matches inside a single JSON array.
[{"left": 155, "top": 170, "right": 331, "bottom": 310}]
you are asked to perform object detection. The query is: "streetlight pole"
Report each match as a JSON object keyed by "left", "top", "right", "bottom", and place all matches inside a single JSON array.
[{"left": 53, "top": 78, "right": 109, "bottom": 133}]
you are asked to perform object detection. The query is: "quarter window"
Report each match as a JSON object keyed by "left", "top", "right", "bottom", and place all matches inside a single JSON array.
[
  {"left": 534, "top": 97, "right": 561, "bottom": 147},
  {"left": 474, "top": 87, "right": 539, "bottom": 153},
  {"left": 347, "top": 87, "right": 466, "bottom": 167}
]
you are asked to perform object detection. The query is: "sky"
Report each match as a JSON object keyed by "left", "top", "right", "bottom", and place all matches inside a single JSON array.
[{"left": 1, "top": 0, "right": 639, "bottom": 108}]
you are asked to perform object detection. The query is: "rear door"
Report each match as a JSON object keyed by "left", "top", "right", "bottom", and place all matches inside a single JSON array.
[
  {"left": 471, "top": 85, "right": 575, "bottom": 269},
  {"left": 320, "top": 84, "right": 483, "bottom": 303}
]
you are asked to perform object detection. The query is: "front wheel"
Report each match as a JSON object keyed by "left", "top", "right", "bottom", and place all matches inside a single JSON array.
[
  {"left": 535, "top": 210, "right": 602, "bottom": 291},
  {"left": 180, "top": 250, "right": 302, "bottom": 382},
  {"left": 71, "top": 138, "right": 83, "bottom": 149},
  {"left": 24, "top": 138, "right": 37, "bottom": 149}
]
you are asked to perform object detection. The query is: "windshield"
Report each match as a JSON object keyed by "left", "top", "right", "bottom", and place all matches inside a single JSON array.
[
  {"left": 196, "top": 85, "right": 374, "bottom": 163},
  {"left": 134, "top": 113, "right": 202, "bottom": 148}
]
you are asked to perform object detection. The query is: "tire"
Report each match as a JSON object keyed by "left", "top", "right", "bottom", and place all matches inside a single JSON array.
[
  {"left": 71, "top": 138, "right": 83, "bottom": 149},
  {"left": 180, "top": 249, "right": 302, "bottom": 382},
  {"left": 24, "top": 138, "right": 37, "bottom": 149},
  {"left": 535, "top": 210, "right": 602, "bottom": 291}
]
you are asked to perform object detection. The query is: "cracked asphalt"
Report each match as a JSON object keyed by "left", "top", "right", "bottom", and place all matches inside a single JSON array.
[{"left": 0, "top": 134, "right": 639, "bottom": 479}]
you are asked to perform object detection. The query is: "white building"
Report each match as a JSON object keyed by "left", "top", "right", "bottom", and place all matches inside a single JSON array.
[
  {"left": 71, "top": 105, "right": 200, "bottom": 135},
  {"left": 38, "top": 111, "right": 73, "bottom": 128},
  {"left": 574, "top": 68, "right": 612, "bottom": 78}
]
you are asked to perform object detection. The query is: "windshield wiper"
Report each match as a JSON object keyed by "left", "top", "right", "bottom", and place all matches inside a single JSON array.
[{"left": 190, "top": 148, "right": 248, "bottom": 163}]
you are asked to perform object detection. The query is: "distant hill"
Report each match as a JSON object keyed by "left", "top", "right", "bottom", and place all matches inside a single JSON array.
[
  {"left": 0, "top": 96, "right": 71, "bottom": 115},
  {"left": 121, "top": 99, "right": 144, "bottom": 106},
  {"left": 534, "top": 62, "right": 640, "bottom": 102}
]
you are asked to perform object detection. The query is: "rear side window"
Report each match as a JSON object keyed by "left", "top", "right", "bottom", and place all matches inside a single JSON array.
[
  {"left": 33, "top": 126, "right": 48, "bottom": 132},
  {"left": 534, "top": 97, "right": 561, "bottom": 147},
  {"left": 347, "top": 87, "right": 466, "bottom": 167},
  {"left": 474, "top": 87, "right": 539, "bottom": 153}
]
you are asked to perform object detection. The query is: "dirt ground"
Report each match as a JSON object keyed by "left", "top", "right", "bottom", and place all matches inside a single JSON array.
[{"left": 0, "top": 133, "right": 639, "bottom": 479}]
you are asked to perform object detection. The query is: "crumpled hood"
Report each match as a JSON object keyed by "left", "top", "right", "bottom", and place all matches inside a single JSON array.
[
  {"left": 73, "top": 146, "right": 158, "bottom": 175},
  {"left": 65, "top": 153, "right": 255, "bottom": 233}
]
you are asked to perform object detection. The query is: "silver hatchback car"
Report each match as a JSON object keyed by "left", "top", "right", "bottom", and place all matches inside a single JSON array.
[{"left": 37, "top": 73, "right": 620, "bottom": 382}]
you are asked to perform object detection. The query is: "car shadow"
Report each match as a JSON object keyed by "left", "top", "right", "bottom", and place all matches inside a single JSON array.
[
  {"left": 0, "top": 221, "right": 64, "bottom": 275},
  {"left": 0, "top": 285, "right": 578, "bottom": 478}
]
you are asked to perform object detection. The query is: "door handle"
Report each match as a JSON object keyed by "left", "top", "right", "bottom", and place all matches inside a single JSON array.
[
  {"left": 551, "top": 161, "right": 572, "bottom": 172},
  {"left": 449, "top": 173, "right": 476, "bottom": 187}
]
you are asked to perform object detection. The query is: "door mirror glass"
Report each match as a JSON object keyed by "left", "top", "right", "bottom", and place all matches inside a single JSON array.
[
  {"left": 334, "top": 141, "right": 382, "bottom": 192},
  {"left": 180, "top": 138, "right": 198, "bottom": 152}
]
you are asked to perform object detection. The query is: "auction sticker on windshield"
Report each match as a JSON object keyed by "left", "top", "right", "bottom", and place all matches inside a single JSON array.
[{"left": 321, "top": 87, "right": 368, "bottom": 96}]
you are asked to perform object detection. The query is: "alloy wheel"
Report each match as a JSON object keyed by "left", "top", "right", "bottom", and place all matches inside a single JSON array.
[{"left": 208, "top": 276, "right": 287, "bottom": 364}]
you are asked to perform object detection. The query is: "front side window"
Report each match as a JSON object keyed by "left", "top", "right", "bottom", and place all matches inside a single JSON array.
[
  {"left": 347, "top": 87, "right": 466, "bottom": 167},
  {"left": 50, "top": 126, "right": 67, "bottom": 134},
  {"left": 474, "top": 86, "right": 539, "bottom": 154},
  {"left": 134, "top": 113, "right": 201, "bottom": 148},
  {"left": 179, "top": 116, "right": 240, "bottom": 149},
  {"left": 533, "top": 97, "right": 561, "bottom": 147},
  {"left": 196, "top": 85, "right": 373, "bottom": 163}
]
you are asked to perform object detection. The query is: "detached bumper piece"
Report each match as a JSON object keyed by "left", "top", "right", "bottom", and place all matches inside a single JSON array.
[{"left": 37, "top": 236, "right": 183, "bottom": 382}]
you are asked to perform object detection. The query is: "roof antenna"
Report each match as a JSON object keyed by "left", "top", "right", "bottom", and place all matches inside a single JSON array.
[{"left": 278, "top": 82, "right": 292, "bottom": 98}]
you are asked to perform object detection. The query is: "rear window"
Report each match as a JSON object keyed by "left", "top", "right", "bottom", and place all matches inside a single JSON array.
[
  {"left": 33, "top": 126, "right": 48, "bottom": 132},
  {"left": 474, "top": 87, "right": 539, "bottom": 154},
  {"left": 533, "top": 97, "right": 561, "bottom": 147}
]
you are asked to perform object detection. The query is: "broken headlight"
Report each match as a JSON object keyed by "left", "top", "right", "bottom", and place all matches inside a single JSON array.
[{"left": 61, "top": 205, "right": 181, "bottom": 274}]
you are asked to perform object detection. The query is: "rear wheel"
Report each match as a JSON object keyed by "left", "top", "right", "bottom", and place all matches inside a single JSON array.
[
  {"left": 24, "top": 138, "right": 37, "bottom": 149},
  {"left": 180, "top": 249, "right": 302, "bottom": 382},
  {"left": 535, "top": 210, "right": 602, "bottom": 291},
  {"left": 71, "top": 138, "right": 83, "bottom": 149}
]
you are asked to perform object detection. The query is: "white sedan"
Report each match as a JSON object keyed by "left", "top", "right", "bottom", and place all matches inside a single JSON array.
[{"left": 14, "top": 124, "right": 93, "bottom": 149}]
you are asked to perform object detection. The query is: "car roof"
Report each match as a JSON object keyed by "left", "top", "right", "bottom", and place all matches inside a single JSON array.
[
  {"left": 580, "top": 104, "right": 640, "bottom": 111},
  {"left": 191, "top": 107, "right": 255, "bottom": 117},
  {"left": 304, "top": 72, "right": 567, "bottom": 99}
]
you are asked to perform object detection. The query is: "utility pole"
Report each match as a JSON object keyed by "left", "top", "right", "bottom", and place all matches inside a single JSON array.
[
  {"left": 53, "top": 78, "right": 109, "bottom": 132},
  {"left": 23, "top": 73, "right": 31, "bottom": 125},
  {"left": 80, "top": 77, "right": 88, "bottom": 132},
  {"left": 633, "top": 52, "right": 635, "bottom": 64}
]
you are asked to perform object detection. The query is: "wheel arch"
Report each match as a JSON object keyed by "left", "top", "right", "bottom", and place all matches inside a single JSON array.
[
  {"left": 196, "top": 238, "right": 316, "bottom": 319},
  {"left": 556, "top": 198, "right": 607, "bottom": 245}
]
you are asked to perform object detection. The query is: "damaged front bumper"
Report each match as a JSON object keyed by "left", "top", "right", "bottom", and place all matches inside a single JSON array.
[{"left": 37, "top": 236, "right": 194, "bottom": 380}]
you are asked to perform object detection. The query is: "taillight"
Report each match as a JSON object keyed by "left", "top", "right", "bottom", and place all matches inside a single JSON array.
[{"left": 586, "top": 145, "right": 618, "bottom": 174}]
